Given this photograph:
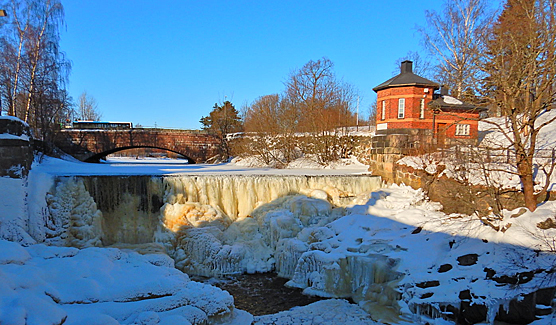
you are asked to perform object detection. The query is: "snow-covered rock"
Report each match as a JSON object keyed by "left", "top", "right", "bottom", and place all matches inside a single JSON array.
[{"left": 0, "top": 240, "right": 246, "bottom": 325}]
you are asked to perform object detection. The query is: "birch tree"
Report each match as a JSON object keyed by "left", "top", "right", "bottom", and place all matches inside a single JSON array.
[
  {"left": 0, "top": 0, "right": 70, "bottom": 141},
  {"left": 419, "top": 0, "right": 495, "bottom": 98},
  {"left": 78, "top": 91, "right": 102, "bottom": 121}
]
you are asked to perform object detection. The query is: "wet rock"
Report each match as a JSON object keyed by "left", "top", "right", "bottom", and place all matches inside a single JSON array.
[
  {"left": 458, "top": 290, "right": 487, "bottom": 324},
  {"left": 458, "top": 290, "right": 472, "bottom": 301},
  {"left": 496, "top": 292, "right": 536, "bottom": 324},
  {"left": 495, "top": 287, "right": 556, "bottom": 324},
  {"left": 459, "top": 301, "right": 487, "bottom": 325},
  {"left": 536, "top": 305, "right": 552, "bottom": 316},
  {"left": 457, "top": 254, "right": 478, "bottom": 266}
]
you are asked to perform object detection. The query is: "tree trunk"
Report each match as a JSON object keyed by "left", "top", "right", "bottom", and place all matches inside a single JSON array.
[{"left": 518, "top": 159, "right": 537, "bottom": 211}]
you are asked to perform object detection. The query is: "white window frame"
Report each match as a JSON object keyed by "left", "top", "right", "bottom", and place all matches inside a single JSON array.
[
  {"left": 381, "top": 100, "right": 386, "bottom": 120},
  {"left": 455, "top": 123, "right": 470, "bottom": 136},
  {"left": 398, "top": 98, "right": 405, "bottom": 119},
  {"left": 419, "top": 98, "right": 425, "bottom": 119}
]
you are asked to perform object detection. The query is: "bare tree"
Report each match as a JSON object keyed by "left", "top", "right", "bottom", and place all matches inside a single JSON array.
[
  {"left": 284, "top": 57, "right": 356, "bottom": 134},
  {"left": 418, "top": 0, "right": 496, "bottom": 98},
  {"left": 392, "top": 51, "right": 434, "bottom": 79},
  {"left": 481, "top": 0, "right": 556, "bottom": 212},
  {"left": 284, "top": 57, "right": 358, "bottom": 163},
  {"left": 368, "top": 99, "right": 377, "bottom": 127},
  {"left": 0, "top": 0, "right": 71, "bottom": 143},
  {"left": 242, "top": 94, "right": 300, "bottom": 166},
  {"left": 78, "top": 91, "right": 102, "bottom": 121}
]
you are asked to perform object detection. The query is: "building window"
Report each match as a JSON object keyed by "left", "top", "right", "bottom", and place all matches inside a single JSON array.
[
  {"left": 381, "top": 100, "right": 386, "bottom": 120},
  {"left": 398, "top": 98, "right": 405, "bottom": 119},
  {"left": 455, "top": 123, "right": 470, "bottom": 136},
  {"left": 419, "top": 98, "right": 425, "bottom": 119}
]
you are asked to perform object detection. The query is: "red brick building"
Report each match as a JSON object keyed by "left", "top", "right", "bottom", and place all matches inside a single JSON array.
[{"left": 373, "top": 60, "right": 482, "bottom": 147}]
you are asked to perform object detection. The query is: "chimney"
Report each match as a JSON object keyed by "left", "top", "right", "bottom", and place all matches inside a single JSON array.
[
  {"left": 440, "top": 85, "right": 450, "bottom": 96},
  {"left": 401, "top": 60, "right": 413, "bottom": 74}
]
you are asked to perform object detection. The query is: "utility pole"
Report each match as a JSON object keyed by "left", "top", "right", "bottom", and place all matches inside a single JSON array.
[{"left": 356, "top": 96, "right": 360, "bottom": 132}]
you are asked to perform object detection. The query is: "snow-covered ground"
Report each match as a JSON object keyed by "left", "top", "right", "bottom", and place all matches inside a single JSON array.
[
  {"left": 33, "top": 156, "right": 371, "bottom": 176},
  {"left": 399, "top": 110, "right": 556, "bottom": 192},
  {"left": 2, "top": 155, "right": 556, "bottom": 324}
]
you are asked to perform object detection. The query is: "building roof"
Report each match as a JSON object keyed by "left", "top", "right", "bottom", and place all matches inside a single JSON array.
[
  {"left": 373, "top": 61, "right": 440, "bottom": 92},
  {"left": 428, "top": 95, "right": 487, "bottom": 112}
]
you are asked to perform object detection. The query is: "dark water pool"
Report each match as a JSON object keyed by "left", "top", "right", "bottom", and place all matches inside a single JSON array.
[{"left": 193, "top": 272, "right": 324, "bottom": 316}]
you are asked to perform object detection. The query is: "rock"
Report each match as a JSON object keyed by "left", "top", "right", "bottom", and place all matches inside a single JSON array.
[
  {"left": 484, "top": 268, "right": 537, "bottom": 285},
  {"left": 457, "top": 254, "right": 478, "bottom": 266},
  {"left": 495, "top": 287, "right": 556, "bottom": 324},
  {"left": 458, "top": 290, "right": 487, "bottom": 324},
  {"left": 411, "top": 226, "right": 422, "bottom": 234},
  {"left": 496, "top": 292, "right": 537, "bottom": 324},
  {"left": 459, "top": 301, "right": 487, "bottom": 325},
  {"left": 537, "top": 217, "right": 556, "bottom": 229},
  {"left": 438, "top": 264, "right": 452, "bottom": 273},
  {"left": 511, "top": 208, "right": 528, "bottom": 218},
  {"left": 416, "top": 280, "right": 440, "bottom": 289}
]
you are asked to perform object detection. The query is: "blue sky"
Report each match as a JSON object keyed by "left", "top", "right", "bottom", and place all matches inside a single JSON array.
[{"left": 60, "top": 0, "right": 463, "bottom": 129}]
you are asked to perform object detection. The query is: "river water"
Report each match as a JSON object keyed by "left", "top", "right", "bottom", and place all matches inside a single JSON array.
[{"left": 193, "top": 273, "right": 324, "bottom": 315}]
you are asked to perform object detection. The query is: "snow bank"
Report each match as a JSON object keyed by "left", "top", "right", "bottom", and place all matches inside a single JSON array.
[
  {"left": 0, "top": 177, "right": 35, "bottom": 244},
  {"left": 0, "top": 240, "right": 247, "bottom": 324},
  {"left": 253, "top": 299, "right": 379, "bottom": 324},
  {"left": 278, "top": 185, "right": 556, "bottom": 323},
  {"left": 231, "top": 154, "right": 370, "bottom": 171}
]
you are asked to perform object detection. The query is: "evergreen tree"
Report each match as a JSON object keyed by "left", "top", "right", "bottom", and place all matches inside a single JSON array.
[{"left": 199, "top": 101, "right": 243, "bottom": 160}]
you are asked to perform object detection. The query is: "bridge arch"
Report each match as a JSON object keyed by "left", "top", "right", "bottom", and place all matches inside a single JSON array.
[{"left": 84, "top": 145, "right": 196, "bottom": 163}]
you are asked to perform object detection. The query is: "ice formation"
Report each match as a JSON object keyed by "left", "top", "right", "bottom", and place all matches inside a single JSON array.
[
  {"left": 159, "top": 175, "right": 378, "bottom": 277},
  {"left": 45, "top": 177, "right": 103, "bottom": 247},
  {"left": 43, "top": 174, "right": 382, "bottom": 275}
]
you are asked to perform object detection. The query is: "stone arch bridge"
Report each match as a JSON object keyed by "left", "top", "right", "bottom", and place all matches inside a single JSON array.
[{"left": 54, "top": 128, "right": 220, "bottom": 163}]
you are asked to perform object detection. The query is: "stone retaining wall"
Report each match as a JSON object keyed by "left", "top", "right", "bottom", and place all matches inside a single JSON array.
[
  {"left": 0, "top": 117, "right": 33, "bottom": 178},
  {"left": 357, "top": 132, "right": 554, "bottom": 215}
]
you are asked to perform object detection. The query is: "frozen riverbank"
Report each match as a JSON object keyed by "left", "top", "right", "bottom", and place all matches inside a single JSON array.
[{"left": 2, "top": 157, "right": 556, "bottom": 324}]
